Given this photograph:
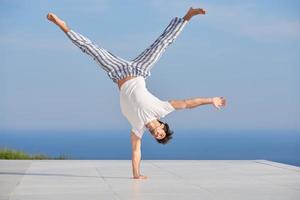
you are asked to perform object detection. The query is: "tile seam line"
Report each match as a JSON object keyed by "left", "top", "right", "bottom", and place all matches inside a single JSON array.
[
  {"left": 254, "top": 160, "right": 300, "bottom": 172},
  {"left": 8, "top": 160, "right": 33, "bottom": 200},
  {"left": 92, "top": 161, "right": 121, "bottom": 200},
  {"left": 149, "top": 161, "right": 215, "bottom": 199},
  {"left": 149, "top": 161, "right": 183, "bottom": 178}
]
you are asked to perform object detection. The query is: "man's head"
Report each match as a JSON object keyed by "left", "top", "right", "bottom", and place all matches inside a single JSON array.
[{"left": 149, "top": 120, "right": 174, "bottom": 144}]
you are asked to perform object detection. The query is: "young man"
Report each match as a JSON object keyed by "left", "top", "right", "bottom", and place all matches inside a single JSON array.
[{"left": 47, "top": 7, "right": 226, "bottom": 179}]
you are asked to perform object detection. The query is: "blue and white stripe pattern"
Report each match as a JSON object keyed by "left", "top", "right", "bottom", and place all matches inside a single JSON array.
[{"left": 66, "top": 17, "right": 187, "bottom": 83}]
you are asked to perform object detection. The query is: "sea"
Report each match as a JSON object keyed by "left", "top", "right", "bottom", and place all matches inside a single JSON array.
[{"left": 1, "top": 129, "right": 299, "bottom": 167}]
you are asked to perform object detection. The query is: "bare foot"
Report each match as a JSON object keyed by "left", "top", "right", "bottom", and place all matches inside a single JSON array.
[
  {"left": 47, "top": 13, "right": 67, "bottom": 26},
  {"left": 183, "top": 7, "right": 207, "bottom": 21},
  {"left": 189, "top": 7, "right": 206, "bottom": 15},
  {"left": 47, "top": 13, "right": 69, "bottom": 33}
]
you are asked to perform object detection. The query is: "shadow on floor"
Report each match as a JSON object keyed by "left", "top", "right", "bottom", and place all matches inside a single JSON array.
[{"left": 0, "top": 172, "right": 132, "bottom": 179}]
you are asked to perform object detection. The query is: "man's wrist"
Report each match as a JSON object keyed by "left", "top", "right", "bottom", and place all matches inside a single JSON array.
[
  {"left": 133, "top": 172, "right": 140, "bottom": 177},
  {"left": 208, "top": 97, "right": 214, "bottom": 104},
  {"left": 133, "top": 174, "right": 140, "bottom": 178}
]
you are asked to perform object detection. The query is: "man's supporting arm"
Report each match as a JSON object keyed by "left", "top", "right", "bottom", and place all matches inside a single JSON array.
[
  {"left": 169, "top": 97, "right": 226, "bottom": 110},
  {"left": 130, "top": 132, "right": 147, "bottom": 179}
]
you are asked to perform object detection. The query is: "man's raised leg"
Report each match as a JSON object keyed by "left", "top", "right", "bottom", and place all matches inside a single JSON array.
[
  {"left": 131, "top": 7, "right": 206, "bottom": 74},
  {"left": 46, "top": 13, "right": 130, "bottom": 80}
]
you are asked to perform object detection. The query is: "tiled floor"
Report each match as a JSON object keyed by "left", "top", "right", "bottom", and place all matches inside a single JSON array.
[{"left": 0, "top": 160, "right": 299, "bottom": 200}]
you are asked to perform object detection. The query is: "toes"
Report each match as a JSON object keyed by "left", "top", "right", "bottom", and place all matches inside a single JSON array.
[
  {"left": 47, "top": 13, "right": 54, "bottom": 20},
  {"left": 192, "top": 8, "right": 206, "bottom": 15},
  {"left": 47, "top": 13, "right": 58, "bottom": 22}
]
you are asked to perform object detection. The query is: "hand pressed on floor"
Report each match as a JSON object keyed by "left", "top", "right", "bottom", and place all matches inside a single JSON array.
[{"left": 133, "top": 175, "right": 148, "bottom": 180}]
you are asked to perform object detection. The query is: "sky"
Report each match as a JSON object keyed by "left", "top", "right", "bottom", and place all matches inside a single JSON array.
[{"left": 0, "top": 0, "right": 299, "bottom": 132}]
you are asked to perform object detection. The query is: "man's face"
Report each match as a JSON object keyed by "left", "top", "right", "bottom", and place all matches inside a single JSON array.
[{"left": 151, "top": 123, "right": 166, "bottom": 140}]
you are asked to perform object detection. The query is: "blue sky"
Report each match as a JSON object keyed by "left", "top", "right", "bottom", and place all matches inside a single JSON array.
[{"left": 0, "top": 0, "right": 299, "bottom": 132}]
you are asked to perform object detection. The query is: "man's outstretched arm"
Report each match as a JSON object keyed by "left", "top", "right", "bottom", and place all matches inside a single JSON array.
[
  {"left": 130, "top": 132, "right": 148, "bottom": 180},
  {"left": 169, "top": 97, "right": 226, "bottom": 110}
]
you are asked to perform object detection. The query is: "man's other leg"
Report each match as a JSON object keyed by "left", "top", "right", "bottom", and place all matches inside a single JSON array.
[
  {"left": 131, "top": 7, "right": 206, "bottom": 74},
  {"left": 47, "top": 13, "right": 129, "bottom": 76},
  {"left": 131, "top": 17, "right": 187, "bottom": 73}
]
